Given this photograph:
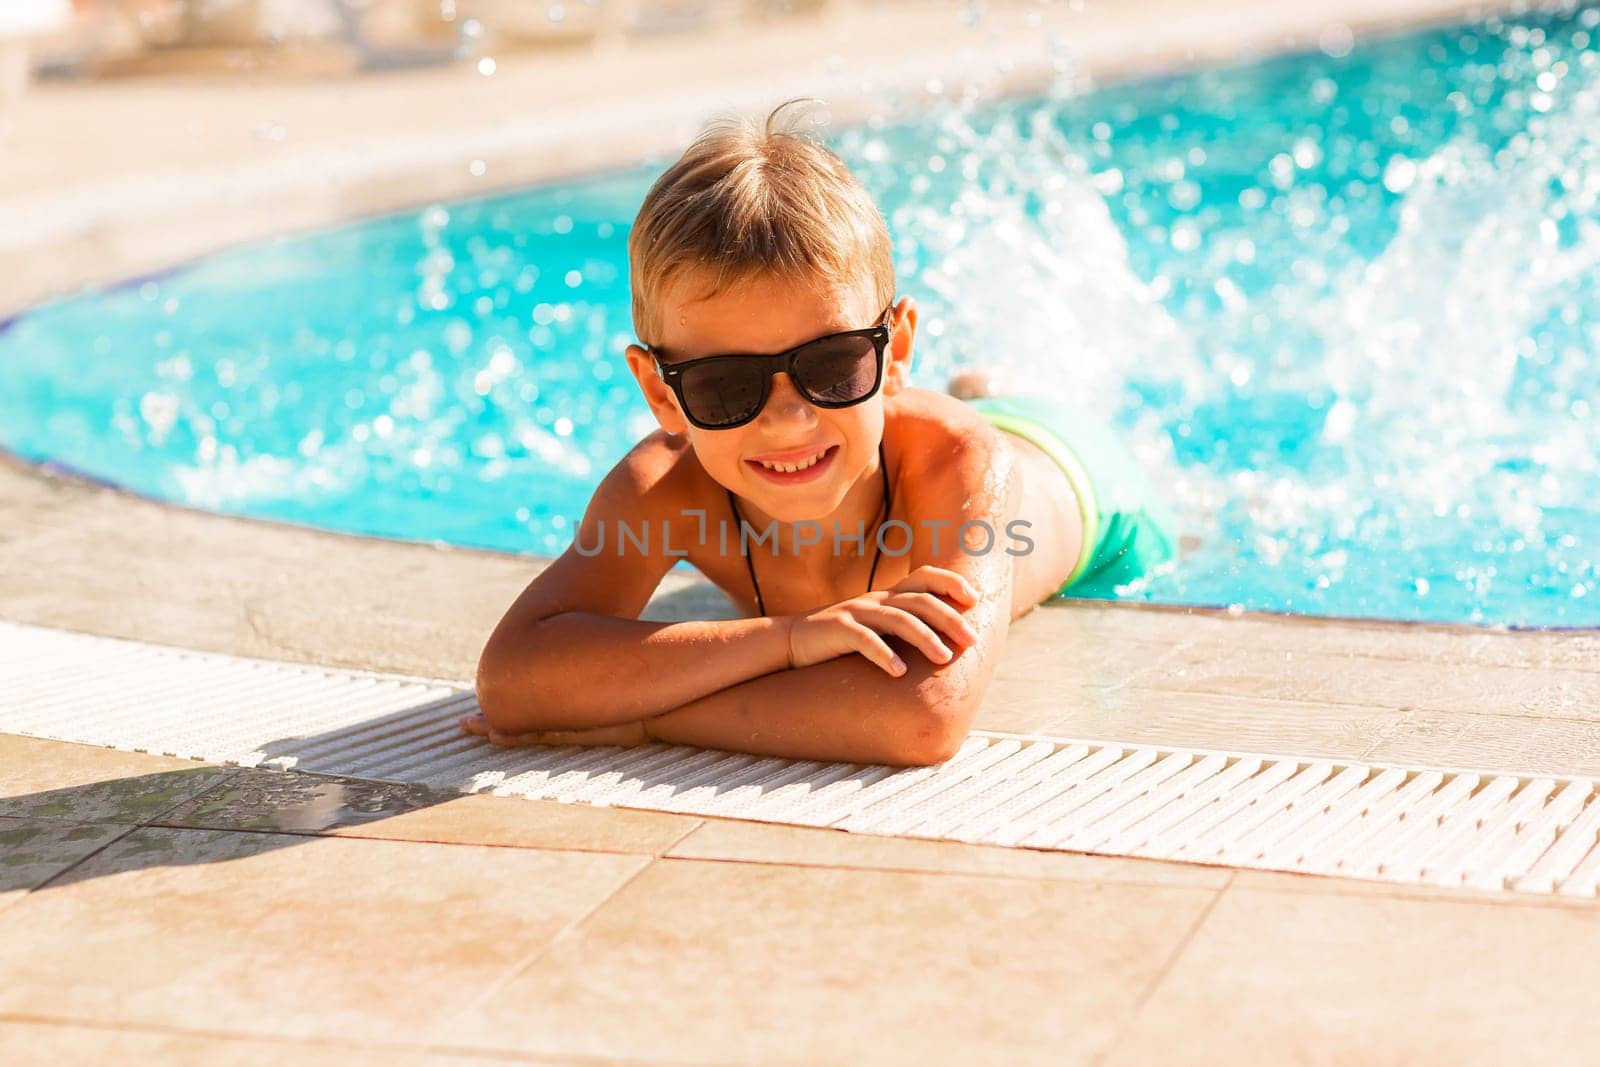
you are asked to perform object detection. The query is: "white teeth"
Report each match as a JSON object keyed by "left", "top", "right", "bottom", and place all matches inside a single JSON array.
[{"left": 758, "top": 448, "right": 829, "bottom": 473}]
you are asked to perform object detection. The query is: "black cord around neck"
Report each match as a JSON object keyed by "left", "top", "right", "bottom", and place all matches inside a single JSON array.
[{"left": 727, "top": 440, "right": 892, "bottom": 617}]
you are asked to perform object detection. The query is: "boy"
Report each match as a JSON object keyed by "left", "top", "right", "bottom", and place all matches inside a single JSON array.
[{"left": 462, "top": 99, "right": 1175, "bottom": 767}]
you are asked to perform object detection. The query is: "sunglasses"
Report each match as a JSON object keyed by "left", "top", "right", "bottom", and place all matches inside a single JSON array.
[{"left": 646, "top": 304, "right": 895, "bottom": 430}]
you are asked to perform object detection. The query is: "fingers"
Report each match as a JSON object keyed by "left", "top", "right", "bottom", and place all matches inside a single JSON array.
[
  {"left": 833, "top": 566, "right": 985, "bottom": 675},
  {"left": 860, "top": 602, "right": 954, "bottom": 666},
  {"left": 487, "top": 729, "right": 546, "bottom": 748},
  {"left": 466, "top": 714, "right": 647, "bottom": 749},
  {"left": 888, "top": 590, "right": 980, "bottom": 649},
  {"left": 843, "top": 620, "right": 908, "bottom": 676},
  {"left": 895, "top": 565, "right": 980, "bottom": 608},
  {"left": 464, "top": 712, "right": 545, "bottom": 747}
]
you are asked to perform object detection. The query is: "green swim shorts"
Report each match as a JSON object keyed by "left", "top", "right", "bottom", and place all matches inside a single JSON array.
[{"left": 965, "top": 393, "right": 1178, "bottom": 598}]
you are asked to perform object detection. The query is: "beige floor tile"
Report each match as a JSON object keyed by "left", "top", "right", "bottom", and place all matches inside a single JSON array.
[
  {"left": 155, "top": 767, "right": 702, "bottom": 854},
  {"left": 0, "top": 827, "right": 649, "bottom": 1044},
  {"left": 984, "top": 687, "right": 1600, "bottom": 779},
  {"left": 423, "top": 1053, "right": 715, "bottom": 1066},
  {"left": 1139, "top": 645, "right": 1600, "bottom": 722},
  {"left": 417, "top": 1059, "right": 618, "bottom": 1067},
  {"left": 986, "top": 625, "right": 1196, "bottom": 693},
  {"left": 1064, "top": 606, "right": 1490, "bottom": 663},
  {"left": 1159, "top": 610, "right": 1599, "bottom": 674},
  {"left": 0, "top": 816, "right": 129, "bottom": 908},
  {"left": 985, "top": 686, "right": 1403, "bottom": 762},
  {"left": 330, "top": 794, "right": 702, "bottom": 855},
  {"left": 1105, "top": 887, "right": 1600, "bottom": 1065},
  {"left": 441, "top": 856, "right": 1220, "bottom": 1064},
  {"left": 666, "top": 815, "right": 1231, "bottom": 888},
  {"left": 1230, "top": 867, "right": 1600, "bottom": 909},
  {"left": 1, "top": 1019, "right": 421, "bottom": 1067},
  {"left": 0, "top": 734, "right": 236, "bottom": 825},
  {"left": 1363, "top": 712, "right": 1600, "bottom": 778}
]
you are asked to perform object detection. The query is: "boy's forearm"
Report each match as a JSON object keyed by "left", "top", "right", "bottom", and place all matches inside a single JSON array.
[
  {"left": 640, "top": 644, "right": 951, "bottom": 768},
  {"left": 475, "top": 612, "right": 791, "bottom": 733}
]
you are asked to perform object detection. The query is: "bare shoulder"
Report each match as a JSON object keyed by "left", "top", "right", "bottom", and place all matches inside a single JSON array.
[
  {"left": 883, "top": 387, "right": 1013, "bottom": 490},
  {"left": 606, "top": 428, "right": 684, "bottom": 497},
  {"left": 598, "top": 427, "right": 734, "bottom": 554},
  {"left": 482, "top": 430, "right": 712, "bottom": 639},
  {"left": 605, "top": 428, "right": 719, "bottom": 516}
]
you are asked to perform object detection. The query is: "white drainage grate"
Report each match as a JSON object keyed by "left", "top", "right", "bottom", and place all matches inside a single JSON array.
[{"left": 3, "top": 618, "right": 1598, "bottom": 897}]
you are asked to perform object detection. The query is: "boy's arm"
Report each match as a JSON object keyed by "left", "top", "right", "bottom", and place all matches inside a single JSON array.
[
  {"left": 637, "top": 627, "right": 969, "bottom": 767},
  {"left": 475, "top": 440, "right": 798, "bottom": 733},
  {"left": 478, "top": 612, "right": 796, "bottom": 731},
  {"left": 643, "top": 422, "right": 1019, "bottom": 767}
]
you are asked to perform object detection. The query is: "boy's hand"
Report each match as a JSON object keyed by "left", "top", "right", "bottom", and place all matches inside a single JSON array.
[
  {"left": 784, "top": 564, "right": 981, "bottom": 677},
  {"left": 458, "top": 711, "right": 652, "bottom": 749}
]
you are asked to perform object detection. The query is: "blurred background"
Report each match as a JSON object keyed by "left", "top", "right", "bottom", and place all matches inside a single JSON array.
[
  {"left": 9, "top": 0, "right": 840, "bottom": 79},
  {"left": 3, "top": 0, "right": 1597, "bottom": 630}
]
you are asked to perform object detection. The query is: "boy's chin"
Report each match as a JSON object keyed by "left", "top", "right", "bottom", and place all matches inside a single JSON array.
[
  {"left": 746, "top": 497, "right": 835, "bottom": 524},
  {"left": 741, "top": 482, "right": 843, "bottom": 522}
]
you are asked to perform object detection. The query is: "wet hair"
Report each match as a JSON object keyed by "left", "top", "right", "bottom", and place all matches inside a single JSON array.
[{"left": 627, "top": 97, "right": 896, "bottom": 347}]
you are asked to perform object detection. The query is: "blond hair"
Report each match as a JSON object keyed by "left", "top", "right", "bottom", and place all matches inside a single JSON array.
[{"left": 627, "top": 97, "right": 896, "bottom": 348}]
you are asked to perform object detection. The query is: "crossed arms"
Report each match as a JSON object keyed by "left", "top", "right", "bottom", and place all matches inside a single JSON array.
[{"left": 472, "top": 433, "right": 1016, "bottom": 768}]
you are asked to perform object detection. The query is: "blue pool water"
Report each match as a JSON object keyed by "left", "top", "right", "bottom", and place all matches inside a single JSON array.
[{"left": 2, "top": 6, "right": 1597, "bottom": 628}]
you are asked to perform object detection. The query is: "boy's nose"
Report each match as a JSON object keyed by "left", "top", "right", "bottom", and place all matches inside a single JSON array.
[{"left": 761, "top": 372, "right": 817, "bottom": 421}]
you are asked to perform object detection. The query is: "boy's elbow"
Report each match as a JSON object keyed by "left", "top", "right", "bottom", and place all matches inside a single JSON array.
[
  {"left": 896, "top": 718, "right": 964, "bottom": 767},
  {"left": 896, "top": 685, "right": 975, "bottom": 767},
  {"left": 897, "top": 733, "right": 962, "bottom": 768},
  {"left": 473, "top": 652, "right": 516, "bottom": 732},
  {"left": 474, "top": 630, "right": 550, "bottom": 733}
]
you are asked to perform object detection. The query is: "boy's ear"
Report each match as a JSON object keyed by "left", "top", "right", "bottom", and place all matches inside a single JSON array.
[
  {"left": 881, "top": 295, "right": 917, "bottom": 396},
  {"left": 623, "top": 343, "right": 691, "bottom": 436}
]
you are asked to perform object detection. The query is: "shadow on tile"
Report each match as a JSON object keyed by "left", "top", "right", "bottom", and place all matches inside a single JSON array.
[{"left": 0, "top": 768, "right": 458, "bottom": 894}]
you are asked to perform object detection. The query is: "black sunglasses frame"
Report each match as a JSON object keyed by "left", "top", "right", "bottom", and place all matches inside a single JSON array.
[{"left": 646, "top": 305, "right": 895, "bottom": 431}]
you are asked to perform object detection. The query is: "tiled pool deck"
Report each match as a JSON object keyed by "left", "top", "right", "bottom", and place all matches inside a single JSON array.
[{"left": 5, "top": 0, "right": 1599, "bottom": 1061}]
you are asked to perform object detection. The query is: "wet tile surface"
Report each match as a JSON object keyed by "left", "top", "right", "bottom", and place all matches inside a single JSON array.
[
  {"left": 0, "top": 816, "right": 127, "bottom": 907},
  {"left": 442, "top": 856, "right": 1220, "bottom": 1064},
  {"left": 1105, "top": 887, "right": 1600, "bottom": 1065},
  {"left": 0, "top": 826, "right": 650, "bottom": 1043},
  {"left": 155, "top": 769, "right": 448, "bottom": 834},
  {"left": 666, "top": 815, "right": 1232, "bottom": 888},
  {"left": 156, "top": 767, "right": 704, "bottom": 854},
  {"left": 0, "top": 733, "right": 235, "bottom": 825}
]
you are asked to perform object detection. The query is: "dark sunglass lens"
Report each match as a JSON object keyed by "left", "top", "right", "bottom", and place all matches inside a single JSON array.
[
  {"left": 678, "top": 361, "right": 766, "bottom": 427},
  {"left": 793, "top": 335, "right": 880, "bottom": 404}
]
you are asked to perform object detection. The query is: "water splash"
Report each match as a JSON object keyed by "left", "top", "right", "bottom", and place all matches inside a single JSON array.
[{"left": 838, "top": 4, "right": 1600, "bottom": 625}]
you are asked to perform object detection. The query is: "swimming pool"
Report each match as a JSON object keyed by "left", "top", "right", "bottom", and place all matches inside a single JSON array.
[{"left": 2, "top": 5, "right": 1596, "bottom": 628}]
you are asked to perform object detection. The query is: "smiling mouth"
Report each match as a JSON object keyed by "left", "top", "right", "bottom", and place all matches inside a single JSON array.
[
  {"left": 744, "top": 445, "right": 842, "bottom": 484},
  {"left": 749, "top": 445, "right": 835, "bottom": 473}
]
